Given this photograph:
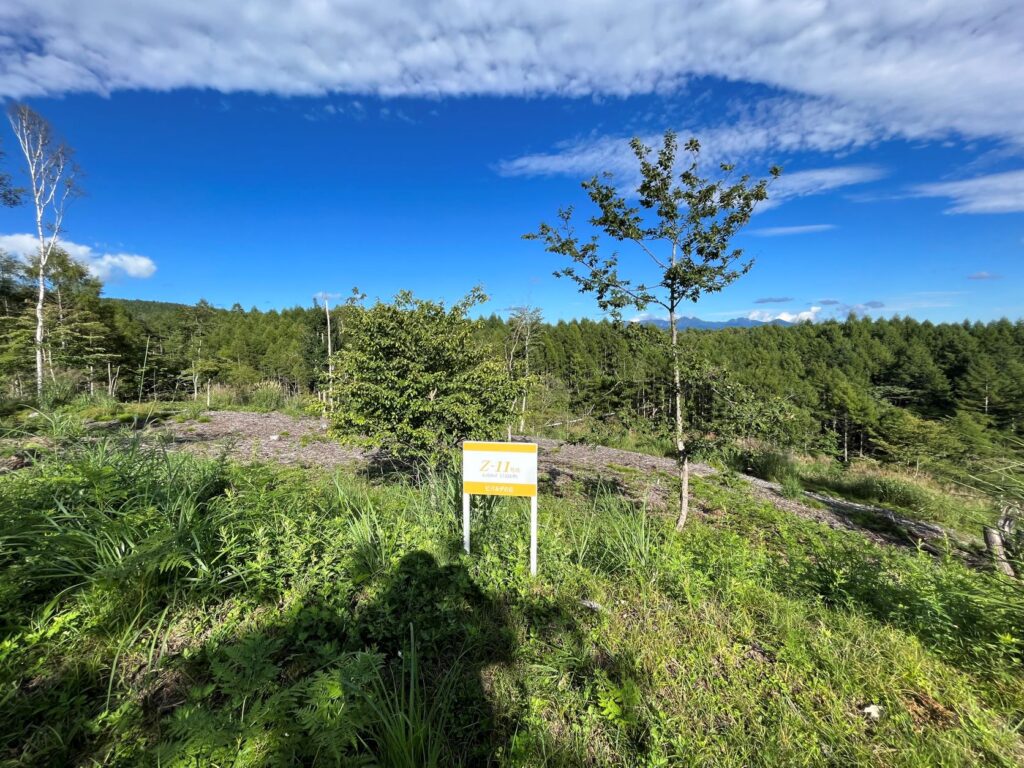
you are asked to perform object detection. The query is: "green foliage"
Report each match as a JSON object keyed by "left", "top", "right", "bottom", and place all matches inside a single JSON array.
[
  {"left": 0, "top": 443, "right": 1023, "bottom": 766},
  {"left": 525, "top": 131, "right": 779, "bottom": 321},
  {"left": 526, "top": 130, "right": 780, "bottom": 527},
  {"left": 361, "top": 627, "right": 460, "bottom": 768},
  {"left": 328, "top": 289, "right": 521, "bottom": 466},
  {"left": 779, "top": 474, "right": 804, "bottom": 499}
]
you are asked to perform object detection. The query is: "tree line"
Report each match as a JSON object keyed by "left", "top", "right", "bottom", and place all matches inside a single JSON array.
[
  {"left": 1, "top": 105, "right": 1019, "bottom": 490},
  {"left": 1, "top": 261, "right": 1020, "bottom": 469}
]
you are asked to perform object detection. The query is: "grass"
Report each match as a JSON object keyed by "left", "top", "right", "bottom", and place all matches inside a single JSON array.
[
  {"left": 0, "top": 438, "right": 1022, "bottom": 766},
  {"left": 796, "top": 458, "right": 998, "bottom": 534},
  {"left": 737, "top": 448, "right": 999, "bottom": 536}
]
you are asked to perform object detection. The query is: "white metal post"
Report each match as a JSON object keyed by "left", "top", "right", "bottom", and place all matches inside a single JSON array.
[
  {"left": 530, "top": 495, "right": 538, "bottom": 576},
  {"left": 462, "top": 493, "right": 471, "bottom": 554}
]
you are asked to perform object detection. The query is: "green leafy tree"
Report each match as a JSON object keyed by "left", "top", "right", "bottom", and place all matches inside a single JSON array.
[
  {"left": 328, "top": 289, "right": 521, "bottom": 469},
  {"left": 525, "top": 130, "right": 779, "bottom": 528}
]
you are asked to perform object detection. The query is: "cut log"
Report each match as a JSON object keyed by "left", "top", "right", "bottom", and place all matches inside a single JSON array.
[{"left": 984, "top": 526, "right": 1016, "bottom": 578}]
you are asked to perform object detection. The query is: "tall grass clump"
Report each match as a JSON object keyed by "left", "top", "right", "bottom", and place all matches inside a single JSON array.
[
  {"left": 248, "top": 380, "right": 287, "bottom": 412},
  {"left": 743, "top": 448, "right": 799, "bottom": 484},
  {"left": 361, "top": 627, "right": 459, "bottom": 768},
  {"left": 592, "top": 495, "right": 664, "bottom": 582}
]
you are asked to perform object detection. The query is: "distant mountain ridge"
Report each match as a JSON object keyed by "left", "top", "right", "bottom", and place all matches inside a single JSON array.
[
  {"left": 104, "top": 298, "right": 798, "bottom": 332},
  {"left": 637, "top": 316, "right": 795, "bottom": 331}
]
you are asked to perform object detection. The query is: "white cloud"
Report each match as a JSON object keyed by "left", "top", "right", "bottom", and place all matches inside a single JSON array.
[
  {"left": 88, "top": 253, "right": 157, "bottom": 280},
  {"left": 968, "top": 271, "right": 1002, "bottom": 280},
  {"left": 749, "top": 224, "right": 835, "bottom": 237},
  {"left": 0, "top": 234, "right": 156, "bottom": 280},
  {"left": 747, "top": 306, "right": 822, "bottom": 323},
  {"left": 1, "top": 2, "right": 1023, "bottom": 147},
  {"left": 497, "top": 99, "right": 889, "bottom": 209},
  {"left": 769, "top": 166, "right": 887, "bottom": 203},
  {"left": 497, "top": 99, "right": 888, "bottom": 181},
  {"left": 912, "top": 169, "right": 1024, "bottom": 214}
]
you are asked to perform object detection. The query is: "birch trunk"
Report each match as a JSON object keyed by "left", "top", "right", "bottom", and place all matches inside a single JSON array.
[{"left": 670, "top": 303, "right": 689, "bottom": 530}]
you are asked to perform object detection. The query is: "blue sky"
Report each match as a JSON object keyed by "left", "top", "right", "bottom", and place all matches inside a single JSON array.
[{"left": 0, "top": 2, "right": 1021, "bottom": 324}]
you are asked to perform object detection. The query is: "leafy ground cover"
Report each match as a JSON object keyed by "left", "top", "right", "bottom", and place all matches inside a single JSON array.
[{"left": 1, "top": 439, "right": 1022, "bottom": 766}]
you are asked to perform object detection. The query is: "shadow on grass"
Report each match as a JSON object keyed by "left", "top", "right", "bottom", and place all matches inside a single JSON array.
[{"left": 142, "top": 550, "right": 520, "bottom": 766}]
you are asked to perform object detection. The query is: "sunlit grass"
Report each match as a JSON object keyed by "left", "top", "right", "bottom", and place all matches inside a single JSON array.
[{"left": 0, "top": 439, "right": 1021, "bottom": 766}]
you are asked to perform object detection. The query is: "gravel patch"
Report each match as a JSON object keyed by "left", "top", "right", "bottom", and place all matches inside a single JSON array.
[
  {"left": 156, "top": 411, "right": 977, "bottom": 561},
  {"left": 161, "top": 410, "right": 367, "bottom": 468}
]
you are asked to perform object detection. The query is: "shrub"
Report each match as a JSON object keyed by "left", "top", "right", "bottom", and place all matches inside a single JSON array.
[{"left": 328, "top": 289, "right": 521, "bottom": 467}]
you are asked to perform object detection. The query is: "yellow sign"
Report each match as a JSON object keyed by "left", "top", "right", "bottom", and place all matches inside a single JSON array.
[
  {"left": 462, "top": 441, "right": 538, "bottom": 497},
  {"left": 461, "top": 440, "right": 540, "bottom": 575}
]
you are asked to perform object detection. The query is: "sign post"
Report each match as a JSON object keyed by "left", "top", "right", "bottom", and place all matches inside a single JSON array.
[{"left": 462, "top": 441, "right": 539, "bottom": 575}]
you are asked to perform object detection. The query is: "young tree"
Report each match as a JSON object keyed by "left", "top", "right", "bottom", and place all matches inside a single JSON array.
[
  {"left": 7, "top": 104, "right": 80, "bottom": 398},
  {"left": 314, "top": 287, "right": 364, "bottom": 408},
  {"left": 525, "top": 131, "right": 779, "bottom": 528},
  {"left": 328, "top": 288, "right": 521, "bottom": 471},
  {"left": 504, "top": 305, "right": 543, "bottom": 434}
]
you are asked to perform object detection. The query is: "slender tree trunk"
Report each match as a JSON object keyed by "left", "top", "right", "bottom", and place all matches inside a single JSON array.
[
  {"left": 519, "top": 338, "right": 530, "bottom": 433},
  {"left": 670, "top": 301, "right": 689, "bottom": 530},
  {"left": 138, "top": 335, "right": 150, "bottom": 404},
  {"left": 34, "top": 270, "right": 44, "bottom": 398},
  {"left": 324, "top": 298, "right": 334, "bottom": 412}
]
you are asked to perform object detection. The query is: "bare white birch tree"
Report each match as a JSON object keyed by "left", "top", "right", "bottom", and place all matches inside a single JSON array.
[
  {"left": 505, "top": 306, "right": 543, "bottom": 434},
  {"left": 315, "top": 291, "right": 340, "bottom": 410},
  {"left": 7, "top": 104, "right": 80, "bottom": 398}
]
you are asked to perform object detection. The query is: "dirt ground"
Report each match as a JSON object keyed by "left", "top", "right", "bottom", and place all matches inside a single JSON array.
[
  {"left": 161, "top": 410, "right": 367, "bottom": 467},
  {"left": 156, "top": 411, "right": 977, "bottom": 560}
]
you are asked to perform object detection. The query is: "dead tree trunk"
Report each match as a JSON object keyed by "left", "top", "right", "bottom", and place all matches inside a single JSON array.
[{"left": 984, "top": 525, "right": 1016, "bottom": 578}]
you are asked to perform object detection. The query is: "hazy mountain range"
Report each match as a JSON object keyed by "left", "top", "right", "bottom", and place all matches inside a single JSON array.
[{"left": 637, "top": 316, "right": 796, "bottom": 331}]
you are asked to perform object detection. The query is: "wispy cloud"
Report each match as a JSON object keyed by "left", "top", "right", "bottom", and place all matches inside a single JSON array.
[
  {"left": 912, "top": 169, "right": 1024, "bottom": 214},
  {"left": 754, "top": 296, "right": 793, "bottom": 304},
  {"left": 749, "top": 224, "right": 836, "bottom": 237},
  {"left": 805, "top": 298, "right": 887, "bottom": 317},
  {"left": 0, "top": 233, "right": 156, "bottom": 280},
  {"left": 766, "top": 167, "right": 887, "bottom": 207},
  {"left": 497, "top": 98, "right": 889, "bottom": 180},
  {"left": 968, "top": 271, "right": 1003, "bottom": 280}
]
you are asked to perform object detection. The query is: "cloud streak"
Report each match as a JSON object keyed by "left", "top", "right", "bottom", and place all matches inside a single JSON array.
[
  {"left": 1, "top": 2, "right": 1022, "bottom": 149},
  {"left": 912, "top": 170, "right": 1024, "bottom": 214},
  {"left": 749, "top": 224, "right": 836, "bottom": 237},
  {"left": 0, "top": 233, "right": 156, "bottom": 280}
]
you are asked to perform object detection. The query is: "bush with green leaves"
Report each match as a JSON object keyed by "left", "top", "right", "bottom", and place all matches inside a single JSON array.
[{"left": 327, "top": 289, "right": 521, "bottom": 467}]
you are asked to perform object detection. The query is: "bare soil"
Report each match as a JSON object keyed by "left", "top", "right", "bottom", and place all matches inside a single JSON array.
[
  {"left": 160, "top": 410, "right": 367, "bottom": 468},
  {"left": 154, "top": 411, "right": 978, "bottom": 560}
]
